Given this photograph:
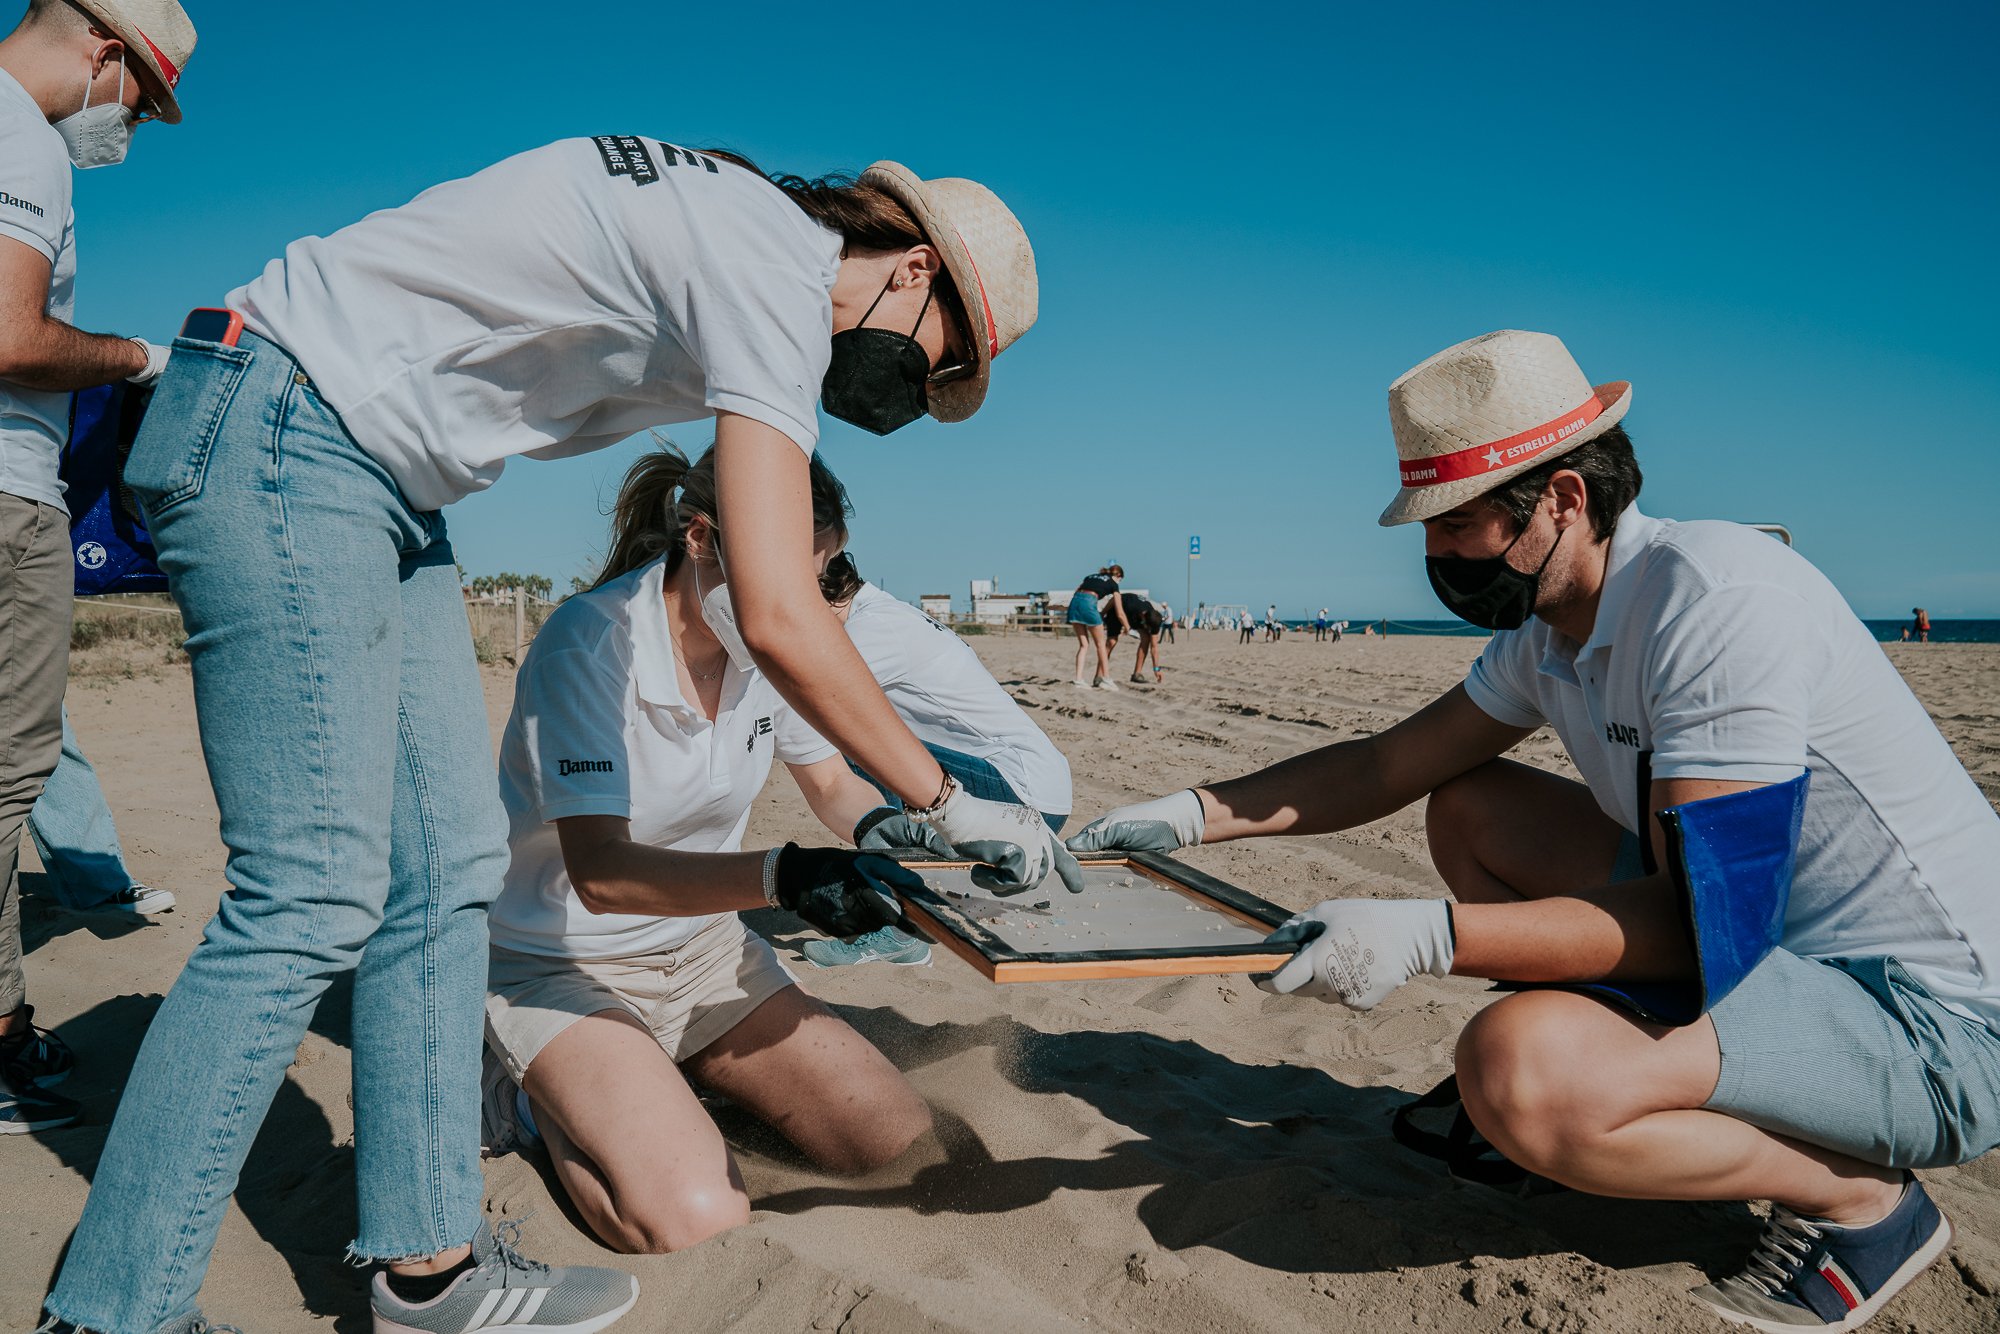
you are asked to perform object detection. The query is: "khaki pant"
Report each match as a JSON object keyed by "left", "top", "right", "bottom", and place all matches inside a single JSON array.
[{"left": 0, "top": 493, "right": 71, "bottom": 1015}]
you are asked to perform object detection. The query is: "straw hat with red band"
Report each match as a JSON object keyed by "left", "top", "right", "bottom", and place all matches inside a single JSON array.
[
  {"left": 1379, "top": 329, "right": 1631, "bottom": 527},
  {"left": 858, "top": 161, "right": 1037, "bottom": 423},
  {"left": 75, "top": 0, "right": 196, "bottom": 124}
]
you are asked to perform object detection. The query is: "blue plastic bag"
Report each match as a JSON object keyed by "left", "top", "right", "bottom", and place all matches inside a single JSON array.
[{"left": 60, "top": 382, "right": 166, "bottom": 595}]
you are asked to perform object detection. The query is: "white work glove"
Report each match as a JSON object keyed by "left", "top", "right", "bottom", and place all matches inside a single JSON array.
[
  {"left": 126, "top": 338, "right": 170, "bottom": 386},
  {"left": 1254, "top": 899, "right": 1455, "bottom": 1010},
  {"left": 1064, "top": 789, "right": 1205, "bottom": 855},
  {"left": 923, "top": 785, "right": 1085, "bottom": 895}
]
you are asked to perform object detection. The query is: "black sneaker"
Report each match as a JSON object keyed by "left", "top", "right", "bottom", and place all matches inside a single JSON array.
[
  {"left": 0, "top": 1003, "right": 76, "bottom": 1085},
  {"left": 1, "top": 1066, "right": 80, "bottom": 1134},
  {"left": 1691, "top": 1177, "right": 1952, "bottom": 1330}
]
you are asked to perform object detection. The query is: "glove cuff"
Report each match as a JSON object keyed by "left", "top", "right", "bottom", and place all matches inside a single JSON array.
[
  {"left": 1177, "top": 789, "right": 1208, "bottom": 847},
  {"left": 852, "top": 806, "right": 899, "bottom": 846},
  {"left": 1417, "top": 900, "right": 1456, "bottom": 978}
]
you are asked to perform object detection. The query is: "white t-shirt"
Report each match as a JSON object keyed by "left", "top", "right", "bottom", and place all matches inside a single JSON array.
[
  {"left": 844, "top": 583, "right": 1072, "bottom": 816},
  {"left": 489, "top": 558, "right": 837, "bottom": 961},
  {"left": 229, "top": 138, "right": 842, "bottom": 511},
  {"left": 1464, "top": 506, "right": 2000, "bottom": 1026},
  {"left": 0, "top": 70, "right": 76, "bottom": 513}
]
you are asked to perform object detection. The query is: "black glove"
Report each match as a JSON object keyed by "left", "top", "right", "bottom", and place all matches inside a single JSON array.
[
  {"left": 853, "top": 806, "right": 954, "bottom": 856},
  {"left": 773, "top": 844, "right": 919, "bottom": 938}
]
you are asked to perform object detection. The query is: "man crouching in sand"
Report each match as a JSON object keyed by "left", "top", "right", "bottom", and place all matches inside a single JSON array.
[{"left": 1067, "top": 329, "right": 2000, "bottom": 1331}]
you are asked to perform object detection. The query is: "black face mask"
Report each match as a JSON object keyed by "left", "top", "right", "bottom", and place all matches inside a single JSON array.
[
  {"left": 1426, "top": 520, "right": 1565, "bottom": 631},
  {"left": 822, "top": 275, "right": 932, "bottom": 436}
]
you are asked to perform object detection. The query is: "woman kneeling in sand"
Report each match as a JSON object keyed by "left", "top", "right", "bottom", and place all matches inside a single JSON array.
[{"left": 480, "top": 446, "right": 933, "bottom": 1253}]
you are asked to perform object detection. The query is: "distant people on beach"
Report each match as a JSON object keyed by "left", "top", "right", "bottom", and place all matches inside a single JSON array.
[
  {"left": 1067, "top": 328, "right": 2000, "bottom": 1330},
  {"left": 1912, "top": 607, "right": 1932, "bottom": 643},
  {"left": 1264, "top": 604, "right": 1282, "bottom": 642},
  {"left": 1238, "top": 611, "right": 1256, "bottom": 644},
  {"left": 1156, "top": 599, "right": 1176, "bottom": 644},
  {"left": 1067, "top": 564, "right": 1130, "bottom": 690},
  {"left": 480, "top": 447, "right": 931, "bottom": 1256},
  {"left": 1314, "top": 609, "right": 1329, "bottom": 641},
  {"left": 1105, "top": 591, "right": 1166, "bottom": 684}
]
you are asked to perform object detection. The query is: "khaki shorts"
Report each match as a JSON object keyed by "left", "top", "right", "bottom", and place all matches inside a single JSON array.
[{"left": 485, "top": 915, "right": 796, "bottom": 1082}]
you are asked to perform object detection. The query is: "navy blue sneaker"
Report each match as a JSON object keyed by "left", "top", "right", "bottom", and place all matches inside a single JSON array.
[
  {"left": 0, "top": 1004, "right": 75, "bottom": 1085},
  {"left": 1691, "top": 1178, "right": 1952, "bottom": 1330}
]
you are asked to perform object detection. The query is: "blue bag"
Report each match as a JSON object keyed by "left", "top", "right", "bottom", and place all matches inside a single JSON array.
[
  {"left": 1575, "top": 772, "right": 1810, "bottom": 1026},
  {"left": 59, "top": 382, "right": 167, "bottom": 595}
]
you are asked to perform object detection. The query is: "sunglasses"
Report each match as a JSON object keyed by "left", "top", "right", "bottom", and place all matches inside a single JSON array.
[{"left": 925, "top": 282, "right": 979, "bottom": 387}]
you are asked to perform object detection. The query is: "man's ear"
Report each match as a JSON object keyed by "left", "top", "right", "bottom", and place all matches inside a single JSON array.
[
  {"left": 89, "top": 39, "right": 126, "bottom": 79},
  {"left": 1548, "top": 469, "right": 1591, "bottom": 534}
]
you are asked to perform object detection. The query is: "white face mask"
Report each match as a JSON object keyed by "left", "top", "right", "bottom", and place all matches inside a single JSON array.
[
  {"left": 692, "top": 554, "right": 754, "bottom": 673},
  {"left": 54, "top": 62, "right": 133, "bottom": 170}
]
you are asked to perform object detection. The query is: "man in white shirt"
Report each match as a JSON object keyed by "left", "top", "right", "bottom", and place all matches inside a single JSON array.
[
  {"left": 0, "top": 0, "right": 190, "bottom": 1136},
  {"left": 825, "top": 558, "right": 1073, "bottom": 966},
  {"left": 1070, "top": 330, "right": 2000, "bottom": 1331}
]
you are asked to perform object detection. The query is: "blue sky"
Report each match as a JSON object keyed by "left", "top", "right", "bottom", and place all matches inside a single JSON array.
[{"left": 33, "top": 0, "right": 2000, "bottom": 617}]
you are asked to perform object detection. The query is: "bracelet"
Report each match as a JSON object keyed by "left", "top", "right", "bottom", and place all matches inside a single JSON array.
[
  {"left": 905, "top": 772, "right": 958, "bottom": 824},
  {"left": 761, "top": 846, "right": 785, "bottom": 908}
]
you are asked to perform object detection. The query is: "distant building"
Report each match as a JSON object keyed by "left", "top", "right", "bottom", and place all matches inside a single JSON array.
[{"left": 919, "top": 594, "right": 953, "bottom": 619}]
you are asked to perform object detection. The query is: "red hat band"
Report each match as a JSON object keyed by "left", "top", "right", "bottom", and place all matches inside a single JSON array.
[{"left": 1398, "top": 392, "right": 1607, "bottom": 489}]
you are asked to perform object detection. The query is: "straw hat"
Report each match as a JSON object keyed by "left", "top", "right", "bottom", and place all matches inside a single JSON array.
[
  {"left": 1378, "top": 330, "right": 1630, "bottom": 526},
  {"left": 76, "top": 0, "right": 196, "bottom": 124},
  {"left": 860, "top": 162, "right": 1037, "bottom": 423}
]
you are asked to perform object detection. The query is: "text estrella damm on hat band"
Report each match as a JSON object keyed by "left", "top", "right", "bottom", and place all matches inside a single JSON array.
[{"left": 1397, "top": 393, "right": 1606, "bottom": 489}]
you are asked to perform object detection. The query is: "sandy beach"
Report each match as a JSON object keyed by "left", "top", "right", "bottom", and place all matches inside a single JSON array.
[{"left": 7, "top": 629, "right": 1999, "bottom": 1333}]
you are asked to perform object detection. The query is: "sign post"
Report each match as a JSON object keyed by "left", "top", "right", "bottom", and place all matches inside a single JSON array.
[{"left": 1187, "top": 535, "right": 1200, "bottom": 624}]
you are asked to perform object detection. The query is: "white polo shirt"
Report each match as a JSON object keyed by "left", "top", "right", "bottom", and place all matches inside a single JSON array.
[
  {"left": 489, "top": 558, "right": 837, "bottom": 961},
  {"left": 844, "top": 583, "right": 1072, "bottom": 816},
  {"left": 1464, "top": 506, "right": 2000, "bottom": 1026},
  {"left": 0, "top": 70, "right": 76, "bottom": 514},
  {"left": 229, "top": 138, "right": 841, "bottom": 511}
]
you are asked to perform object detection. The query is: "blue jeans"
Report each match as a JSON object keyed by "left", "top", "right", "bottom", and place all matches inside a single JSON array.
[
  {"left": 851, "top": 743, "right": 1067, "bottom": 835},
  {"left": 22, "top": 708, "right": 138, "bottom": 909},
  {"left": 47, "top": 333, "right": 506, "bottom": 1333}
]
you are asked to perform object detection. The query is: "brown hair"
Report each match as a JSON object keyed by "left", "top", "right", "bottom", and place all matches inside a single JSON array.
[
  {"left": 701, "top": 148, "right": 972, "bottom": 348},
  {"left": 593, "top": 440, "right": 854, "bottom": 591},
  {"left": 1482, "top": 425, "right": 1644, "bottom": 543},
  {"left": 818, "top": 551, "right": 865, "bottom": 606}
]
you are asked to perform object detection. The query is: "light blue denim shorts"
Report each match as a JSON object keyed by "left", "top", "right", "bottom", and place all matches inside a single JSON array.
[
  {"left": 1067, "top": 591, "right": 1103, "bottom": 626},
  {"left": 1611, "top": 831, "right": 2000, "bottom": 1168}
]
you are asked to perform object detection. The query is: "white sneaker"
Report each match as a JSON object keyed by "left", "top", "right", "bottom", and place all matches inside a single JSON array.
[
  {"left": 1093, "top": 678, "right": 1120, "bottom": 692},
  {"left": 1070, "top": 677, "right": 1091, "bottom": 688},
  {"left": 110, "top": 884, "right": 176, "bottom": 914}
]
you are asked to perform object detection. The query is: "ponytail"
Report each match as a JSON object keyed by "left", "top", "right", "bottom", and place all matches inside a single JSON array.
[{"left": 593, "top": 439, "right": 855, "bottom": 591}]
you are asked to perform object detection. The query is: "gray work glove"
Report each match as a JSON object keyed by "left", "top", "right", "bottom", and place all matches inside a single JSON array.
[
  {"left": 924, "top": 786, "right": 1085, "bottom": 895},
  {"left": 1065, "top": 789, "right": 1205, "bottom": 855},
  {"left": 853, "top": 806, "right": 953, "bottom": 857}
]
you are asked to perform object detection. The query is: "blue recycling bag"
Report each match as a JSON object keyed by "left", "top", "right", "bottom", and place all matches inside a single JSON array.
[
  {"left": 59, "top": 382, "right": 167, "bottom": 595},
  {"left": 1576, "top": 772, "right": 1811, "bottom": 1026}
]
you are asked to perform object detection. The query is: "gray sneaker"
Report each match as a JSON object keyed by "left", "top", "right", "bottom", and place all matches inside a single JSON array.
[
  {"left": 479, "top": 1045, "right": 540, "bottom": 1157},
  {"left": 371, "top": 1219, "right": 636, "bottom": 1333}
]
